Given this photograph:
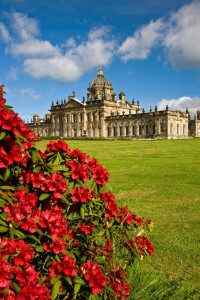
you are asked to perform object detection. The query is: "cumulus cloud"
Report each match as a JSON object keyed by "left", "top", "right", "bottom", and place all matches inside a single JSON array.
[
  {"left": 11, "top": 12, "right": 39, "bottom": 40},
  {"left": 118, "top": 1, "right": 200, "bottom": 69},
  {"left": 0, "top": 22, "right": 12, "bottom": 42},
  {"left": 10, "top": 39, "right": 60, "bottom": 57},
  {"left": 163, "top": 1, "right": 200, "bottom": 69},
  {"left": 118, "top": 19, "right": 164, "bottom": 61},
  {"left": 19, "top": 88, "right": 40, "bottom": 100},
  {"left": 1, "top": 12, "right": 115, "bottom": 82},
  {"left": 23, "top": 29, "right": 115, "bottom": 81},
  {"left": 157, "top": 96, "right": 200, "bottom": 116}
]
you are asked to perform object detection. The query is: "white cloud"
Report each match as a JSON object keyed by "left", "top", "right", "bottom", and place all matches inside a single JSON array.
[
  {"left": 10, "top": 38, "right": 60, "bottom": 57},
  {"left": 7, "top": 66, "right": 18, "bottom": 80},
  {"left": 118, "top": 1, "right": 200, "bottom": 69},
  {"left": 1, "top": 12, "right": 115, "bottom": 82},
  {"left": 163, "top": 1, "right": 200, "bottom": 69},
  {"left": 19, "top": 88, "right": 40, "bottom": 100},
  {"left": 23, "top": 27, "right": 115, "bottom": 82},
  {"left": 118, "top": 19, "right": 164, "bottom": 61},
  {"left": 11, "top": 12, "right": 39, "bottom": 40},
  {"left": 64, "top": 37, "right": 76, "bottom": 48},
  {"left": 0, "top": 22, "right": 12, "bottom": 42},
  {"left": 157, "top": 96, "right": 200, "bottom": 116}
]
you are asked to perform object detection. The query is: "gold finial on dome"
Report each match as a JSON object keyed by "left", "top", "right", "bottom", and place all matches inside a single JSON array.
[{"left": 98, "top": 65, "right": 104, "bottom": 76}]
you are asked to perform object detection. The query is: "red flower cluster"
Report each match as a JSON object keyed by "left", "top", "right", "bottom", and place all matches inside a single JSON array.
[
  {"left": 49, "top": 254, "right": 77, "bottom": 278},
  {"left": 72, "top": 187, "right": 94, "bottom": 203},
  {"left": 0, "top": 238, "right": 50, "bottom": 299},
  {"left": 99, "top": 191, "right": 119, "bottom": 219},
  {"left": 45, "top": 139, "right": 70, "bottom": 154},
  {"left": 0, "top": 85, "right": 154, "bottom": 299},
  {"left": 81, "top": 261, "right": 107, "bottom": 294},
  {"left": 129, "top": 236, "right": 154, "bottom": 256}
]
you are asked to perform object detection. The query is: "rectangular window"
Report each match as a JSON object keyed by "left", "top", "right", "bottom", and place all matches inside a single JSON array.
[
  {"left": 132, "top": 126, "right": 135, "bottom": 136},
  {"left": 170, "top": 123, "right": 173, "bottom": 134},
  {"left": 139, "top": 125, "right": 142, "bottom": 135},
  {"left": 107, "top": 127, "right": 110, "bottom": 137},
  {"left": 126, "top": 126, "right": 129, "bottom": 136},
  {"left": 153, "top": 124, "right": 155, "bottom": 135},
  {"left": 113, "top": 127, "right": 116, "bottom": 137},
  {"left": 160, "top": 121, "right": 163, "bottom": 133},
  {"left": 177, "top": 124, "right": 179, "bottom": 135},
  {"left": 120, "top": 126, "right": 123, "bottom": 136},
  {"left": 146, "top": 125, "right": 149, "bottom": 135}
]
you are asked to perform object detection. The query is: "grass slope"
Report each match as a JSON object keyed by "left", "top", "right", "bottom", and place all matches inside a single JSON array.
[{"left": 36, "top": 138, "right": 200, "bottom": 299}]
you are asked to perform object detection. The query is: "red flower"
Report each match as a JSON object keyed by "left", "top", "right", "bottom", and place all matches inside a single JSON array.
[
  {"left": 66, "top": 161, "right": 89, "bottom": 182},
  {"left": 45, "top": 140, "right": 70, "bottom": 154},
  {"left": 48, "top": 260, "right": 63, "bottom": 278},
  {"left": 43, "top": 239, "right": 67, "bottom": 254},
  {"left": 79, "top": 221, "right": 95, "bottom": 235},
  {"left": 0, "top": 256, "right": 12, "bottom": 288},
  {"left": 118, "top": 207, "right": 144, "bottom": 226},
  {"left": 72, "top": 187, "right": 94, "bottom": 203},
  {"left": 81, "top": 261, "right": 107, "bottom": 294},
  {"left": 110, "top": 279, "right": 130, "bottom": 300},
  {"left": 130, "top": 236, "right": 154, "bottom": 256},
  {"left": 99, "top": 192, "right": 119, "bottom": 219},
  {"left": 62, "top": 254, "right": 77, "bottom": 277}
]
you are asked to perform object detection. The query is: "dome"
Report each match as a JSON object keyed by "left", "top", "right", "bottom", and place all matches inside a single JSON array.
[{"left": 89, "top": 66, "right": 112, "bottom": 88}]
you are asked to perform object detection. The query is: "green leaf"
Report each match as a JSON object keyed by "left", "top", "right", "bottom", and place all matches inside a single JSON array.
[
  {"left": 15, "top": 138, "right": 23, "bottom": 148},
  {"left": 0, "top": 198, "right": 5, "bottom": 208},
  {"left": 33, "top": 166, "right": 41, "bottom": 173},
  {"left": 80, "top": 206, "right": 85, "bottom": 219},
  {"left": 74, "top": 283, "right": 81, "bottom": 295},
  {"left": 50, "top": 276, "right": 61, "bottom": 285},
  {"left": 55, "top": 255, "right": 61, "bottom": 262},
  {"left": 0, "top": 131, "right": 6, "bottom": 140},
  {"left": 51, "top": 280, "right": 60, "bottom": 300},
  {"left": 17, "top": 134, "right": 28, "bottom": 142},
  {"left": 2, "top": 288, "right": 9, "bottom": 295},
  {"left": 35, "top": 245, "right": 44, "bottom": 252},
  {"left": 40, "top": 276, "right": 47, "bottom": 284},
  {"left": 95, "top": 257, "right": 106, "bottom": 265},
  {"left": 9, "top": 227, "right": 14, "bottom": 239},
  {"left": 29, "top": 235, "right": 41, "bottom": 244},
  {"left": 64, "top": 276, "right": 72, "bottom": 285},
  {"left": 14, "top": 229, "right": 26, "bottom": 239},
  {"left": 30, "top": 149, "right": 38, "bottom": 163},
  {"left": 0, "top": 185, "right": 12, "bottom": 190},
  {"left": 13, "top": 282, "right": 21, "bottom": 294},
  {"left": 3, "top": 168, "right": 10, "bottom": 182},
  {"left": 39, "top": 193, "right": 50, "bottom": 201},
  {"left": 0, "top": 212, "right": 8, "bottom": 221},
  {"left": 74, "top": 278, "right": 86, "bottom": 285},
  {"left": 0, "top": 219, "right": 8, "bottom": 227},
  {"left": 95, "top": 237, "right": 105, "bottom": 247},
  {"left": 0, "top": 226, "right": 9, "bottom": 233},
  {"left": 61, "top": 194, "right": 70, "bottom": 205}
]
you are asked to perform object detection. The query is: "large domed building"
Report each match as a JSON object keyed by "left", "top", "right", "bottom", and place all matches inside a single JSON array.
[{"left": 27, "top": 67, "right": 200, "bottom": 139}]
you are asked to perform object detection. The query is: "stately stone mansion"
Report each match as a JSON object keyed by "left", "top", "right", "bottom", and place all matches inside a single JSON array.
[{"left": 27, "top": 67, "right": 200, "bottom": 139}]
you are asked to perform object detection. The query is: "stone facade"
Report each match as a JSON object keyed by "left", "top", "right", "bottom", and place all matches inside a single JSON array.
[{"left": 27, "top": 67, "right": 200, "bottom": 139}]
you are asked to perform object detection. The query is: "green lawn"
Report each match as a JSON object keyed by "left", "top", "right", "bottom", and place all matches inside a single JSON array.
[{"left": 36, "top": 138, "right": 200, "bottom": 299}]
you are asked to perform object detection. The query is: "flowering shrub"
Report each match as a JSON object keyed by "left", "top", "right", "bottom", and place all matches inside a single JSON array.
[{"left": 0, "top": 85, "right": 154, "bottom": 299}]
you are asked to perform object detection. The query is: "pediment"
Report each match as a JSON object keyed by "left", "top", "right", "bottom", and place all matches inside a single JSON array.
[{"left": 64, "top": 98, "right": 84, "bottom": 109}]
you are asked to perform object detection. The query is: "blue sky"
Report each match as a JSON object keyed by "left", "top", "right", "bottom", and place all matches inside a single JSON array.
[{"left": 0, "top": 0, "right": 200, "bottom": 121}]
